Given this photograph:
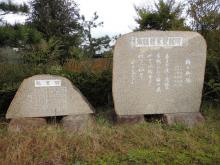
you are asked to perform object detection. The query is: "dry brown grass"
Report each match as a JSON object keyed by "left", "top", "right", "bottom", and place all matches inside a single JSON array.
[{"left": 0, "top": 106, "right": 220, "bottom": 165}]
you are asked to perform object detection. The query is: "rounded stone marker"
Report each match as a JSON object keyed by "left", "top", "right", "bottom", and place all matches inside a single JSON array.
[
  {"left": 6, "top": 75, "right": 94, "bottom": 119},
  {"left": 113, "top": 31, "right": 206, "bottom": 126}
]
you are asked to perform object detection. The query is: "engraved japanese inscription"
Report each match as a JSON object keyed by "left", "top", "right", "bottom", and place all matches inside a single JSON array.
[{"left": 113, "top": 31, "right": 207, "bottom": 115}]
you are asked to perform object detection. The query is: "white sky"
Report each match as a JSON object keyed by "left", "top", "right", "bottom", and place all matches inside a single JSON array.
[
  {"left": 75, "top": 0, "right": 154, "bottom": 37},
  {"left": 0, "top": 0, "right": 155, "bottom": 37}
]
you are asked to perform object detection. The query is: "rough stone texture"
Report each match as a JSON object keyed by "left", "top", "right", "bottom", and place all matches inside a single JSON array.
[
  {"left": 61, "top": 114, "right": 94, "bottom": 132},
  {"left": 8, "top": 118, "right": 47, "bottom": 132},
  {"left": 116, "top": 115, "right": 145, "bottom": 124},
  {"left": 6, "top": 75, "right": 94, "bottom": 119},
  {"left": 163, "top": 112, "right": 205, "bottom": 128},
  {"left": 113, "top": 31, "right": 207, "bottom": 116}
]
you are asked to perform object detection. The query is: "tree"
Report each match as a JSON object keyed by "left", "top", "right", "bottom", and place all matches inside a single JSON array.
[
  {"left": 82, "top": 12, "right": 111, "bottom": 57},
  {"left": 0, "top": 24, "right": 42, "bottom": 47},
  {"left": 135, "top": 0, "right": 186, "bottom": 31},
  {"left": 29, "top": 0, "right": 81, "bottom": 41},
  {"left": 0, "top": 1, "right": 29, "bottom": 23},
  {"left": 22, "top": 37, "right": 63, "bottom": 65},
  {"left": 29, "top": 0, "right": 83, "bottom": 64},
  {"left": 187, "top": 0, "right": 220, "bottom": 36},
  {"left": 89, "top": 35, "right": 111, "bottom": 57},
  {"left": 0, "top": 1, "right": 41, "bottom": 48}
]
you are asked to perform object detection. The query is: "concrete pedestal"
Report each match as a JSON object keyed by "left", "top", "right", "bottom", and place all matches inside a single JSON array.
[
  {"left": 61, "top": 114, "right": 94, "bottom": 132},
  {"left": 8, "top": 118, "right": 47, "bottom": 132},
  {"left": 116, "top": 115, "right": 145, "bottom": 124},
  {"left": 163, "top": 112, "right": 205, "bottom": 128}
]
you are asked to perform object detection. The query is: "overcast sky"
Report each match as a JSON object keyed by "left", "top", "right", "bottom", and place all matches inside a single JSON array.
[{"left": 0, "top": 0, "right": 156, "bottom": 37}]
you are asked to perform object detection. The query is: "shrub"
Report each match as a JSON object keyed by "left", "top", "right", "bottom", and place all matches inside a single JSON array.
[
  {"left": 63, "top": 69, "right": 112, "bottom": 107},
  {"left": 203, "top": 30, "right": 220, "bottom": 105}
]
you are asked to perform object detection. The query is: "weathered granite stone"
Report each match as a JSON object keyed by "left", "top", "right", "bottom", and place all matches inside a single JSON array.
[
  {"left": 6, "top": 75, "right": 94, "bottom": 119},
  {"left": 113, "top": 31, "right": 206, "bottom": 116},
  {"left": 163, "top": 112, "right": 205, "bottom": 128},
  {"left": 116, "top": 115, "right": 145, "bottom": 124},
  {"left": 61, "top": 114, "right": 94, "bottom": 132},
  {"left": 8, "top": 118, "right": 46, "bottom": 132}
]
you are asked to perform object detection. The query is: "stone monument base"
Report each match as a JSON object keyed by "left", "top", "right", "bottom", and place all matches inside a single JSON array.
[
  {"left": 8, "top": 118, "right": 47, "bottom": 132},
  {"left": 163, "top": 112, "right": 205, "bottom": 128},
  {"left": 116, "top": 115, "right": 145, "bottom": 124},
  {"left": 61, "top": 114, "right": 94, "bottom": 132}
]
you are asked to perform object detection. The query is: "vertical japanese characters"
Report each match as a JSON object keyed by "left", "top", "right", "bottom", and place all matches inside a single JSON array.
[{"left": 129, "top": 36, "right": 192, "bottom": 93}]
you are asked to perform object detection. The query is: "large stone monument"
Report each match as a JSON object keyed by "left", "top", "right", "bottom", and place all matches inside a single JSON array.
[
  {"left": 6, "top": 75, "right": 94, "bottom": 131},
  {"left": 113, "top": 31, "right": 206, "bottom": 127}
]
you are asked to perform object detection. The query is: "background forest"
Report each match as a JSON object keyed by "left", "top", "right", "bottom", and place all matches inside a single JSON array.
[{"left": 0, "top": 0, "right": 219, "bottom": 115}]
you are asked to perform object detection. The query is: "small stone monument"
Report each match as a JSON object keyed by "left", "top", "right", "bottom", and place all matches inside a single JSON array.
[
  {"left": 6, "top": 75, "right": 94, "bottom": 131},
  {"left": 113, "top": 31, "right": 206, "bottom": 127}
]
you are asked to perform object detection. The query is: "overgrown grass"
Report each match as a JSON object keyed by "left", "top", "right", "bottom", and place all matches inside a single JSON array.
[{"left": 0, "top": 105, "right": 219, "bottom": 165}]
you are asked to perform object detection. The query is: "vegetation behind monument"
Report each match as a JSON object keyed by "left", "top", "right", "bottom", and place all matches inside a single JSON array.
[{"left": 0, "top": 0, "right": 219, "bottom": 115}]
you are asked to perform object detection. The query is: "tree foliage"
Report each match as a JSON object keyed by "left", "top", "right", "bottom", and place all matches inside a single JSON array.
[
  {"left": 0, "top": 1, "right": 29, "bottom": 23},
  {"left": 82, "top": 12, "right": 111, "bottom": 57},
  {"left": 28, "top": 0, "right": 84, "bottom": 64},
  {"left": 22, "top": 37, "right": 63, "bottom": 65},
  {"left": 29, "top": 0, "right": 81, "bottom": 41},
  {"left": 187, "top": 0, "right": 220, "bottom": 35},
  {"left": 204, "top": 53, "right": 220, "bottom": 103},
  {"left": 0, "top": 1, "right": 28, "bottom": 15},
  {"left": 135, "top": 0, "right": 186, "bottom": 30},
  {"left": 0, "top": 24, "right": 42, "bottom": 47}
]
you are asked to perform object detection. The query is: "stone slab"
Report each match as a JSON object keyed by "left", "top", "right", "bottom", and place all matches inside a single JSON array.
[
  {"left": 113, "top": 31, "right": 207, "bottom": 115},
  {"left": 6, "top": 75, "right": 94, "bottom": 119},
  {"left": 61, "top": 114, "right": 94, "bottom": 132},
  {"left": 8, "top": 118, "right": 47, "bottom": 132},
  {"left": 163, "top": 112, "right": 205, "bottom": 128},
  {"left": 116, "top": 115, "right": 145, "bottom": 124}
]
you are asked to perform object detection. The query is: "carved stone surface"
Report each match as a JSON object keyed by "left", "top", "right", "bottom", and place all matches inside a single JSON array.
[
  {"left": 113, "top": 31, "right": 207, "bottom": 116},
  {"left": 163, "top": 112, "right": 205, "bottom": 128},
  {"left": 6, "top": 75, "right": 94, "bottom": 119},
  {"left": 8, "top": 118, "right": 47, "bottom": 132},
  {"left": 61, "top": 114, "right": 94, "bottom": 132}
]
